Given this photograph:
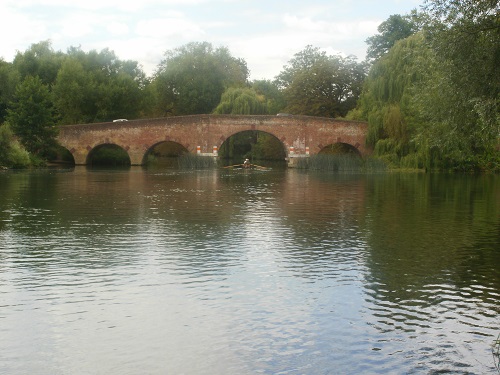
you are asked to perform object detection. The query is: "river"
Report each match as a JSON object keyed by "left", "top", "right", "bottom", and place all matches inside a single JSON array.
[{"left": 0, "top": 167, "right": 499, "bottom": 374}]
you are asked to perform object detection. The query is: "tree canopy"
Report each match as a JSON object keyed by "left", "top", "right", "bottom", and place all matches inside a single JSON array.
[
  {"left": 365, "top": 14, "right": 418, "bottom": 61},
  {"left": 0, "top": 3, "right": 498, "bottom": 172},
  {"left": 275, "top": 46, "right": 367, "bottom": 117},
  {"left": 6, "top": 75, "right": 58, "bottom": 157},
  {"left": 352, "top": 0, "right": 500, "bottom": 171},
  {"left": 213, "top": 87, "right": 268, "bottom": 115},
  {"left": 153, "top": 42, "right": 249, "bottom": 116}
]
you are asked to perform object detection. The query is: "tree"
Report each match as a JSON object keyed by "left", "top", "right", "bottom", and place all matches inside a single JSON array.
[
  {"left": 7, "top": 76, "right": 58, "bottom": 157},
  {"left": 251, "top": 79, "right": 286, "bottom": 114},
  {"left": 53, "top": 47, "right": 146, "bottom": 124},
  {"left": 418, "top": 0, "right": 500, "bottom": 170},
  {"left": 153, "top": 42, "right": 249, "bottom": 116},
  {"left": 365, "top": 14, "right": 418, "bottom": 61},
  {"left": 275, "top": 46, "right": 367, "bottom": 117},
  {"left": 358, "top": 35, "right": 425, "bottom": 144},
  {"left": 0, "top": 59, "right": 20, "bottom": 123},
  {"left": 352, "top": 0, "right": 500, "bottom": 171},
  {"left": 423, "top": 0, "right": 499, "bottom": 26},
  {"left": 213, "top": 87, "right": 268, "bottom": 114},
  {"left": 52, "top": 59, "right": 90, "bottom": 124},
  {"left": 12, "top": 40, "right": 65, "bottom": 86}
]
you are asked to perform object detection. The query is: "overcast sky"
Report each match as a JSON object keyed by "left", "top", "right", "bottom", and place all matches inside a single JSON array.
[{"left": 0, "top": 0, "right": 423, "bottom": 80}]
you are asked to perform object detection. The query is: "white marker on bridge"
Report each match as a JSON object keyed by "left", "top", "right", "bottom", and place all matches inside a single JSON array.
[
  {"left": 306, "top": 146, "right": 310, "bottom": 155},
  {"left": 196, "top": 146, "right": 201, "bottom": 154},
  {"left": 213, "top": 146, "right": 218, "bottom": 156}
]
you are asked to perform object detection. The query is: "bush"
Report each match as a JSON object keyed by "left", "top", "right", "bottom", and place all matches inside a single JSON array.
[
  {"left": 0, "top": 124, "right": 31, "bottom": 168},
  {"left": 296, "top": 154, "right": 388, "bottom": 172}
]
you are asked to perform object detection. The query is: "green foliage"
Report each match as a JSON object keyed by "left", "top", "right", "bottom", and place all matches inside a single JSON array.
[
  {"left": 154, "top": 42, "right": 249, "bottom": 116},
  {"left": 296, "top": 154, "right": 387, "bottom": 173},
  {"left": 218, "top": 130, "right": 285, "bottom": 161},
  {"left": 213, "top": 87, "right": 268, "bottom": 114},
  {"left": 87, "top": 145, "right": 130, "bottom": 166},
  {"left": 248, "top": 132, "right": 286, "bottom": 160},
  {"left": 2, "top": 41, "right": 148, "bottom": 126},
  {"left": 366, "top": 13, "right": 419, "bottom": 61},
  {"left": 275, "top": 45, "right": 367, "bottom": 117},
  {"left": 251, "top": 79, "right": 286, "bottom": 114},
  {"left": 361, "top": 33, "right": 425, "bottom": 154},
  {"left": 53, "top": 47, "right": 145, "bottom": 124},
  {"left": 0, "top": 123, "right": 31, "bottom": 168},
  {"left": 12, "top": 40, "right": 65, "bottom": 86},
  {"left": 360, "top": 16, "right": 500, "bottom": 170},
  {"left": 357, "top": 3, "right": 500, "bottom": 173},
  {"left": 414, "top": 0, "right": 500, "bottom": 171},
  {"left": 0, "top": 59, "right": 20, "bottom": 124},
  {"left": 7, "top": 75, "right": 58, "bottom": 157}
]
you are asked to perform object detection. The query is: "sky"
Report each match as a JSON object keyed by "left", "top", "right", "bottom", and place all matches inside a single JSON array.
[{"left": 0, "top": 0, "right": 423, "bottom": 80}]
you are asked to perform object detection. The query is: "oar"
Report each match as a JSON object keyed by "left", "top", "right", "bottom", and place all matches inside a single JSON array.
[
  {"left": 222, "top": 164, "right": 244, "bottom": 169},
  {"left": 251, "top": 164, "right": 270, "bottom": 170}
]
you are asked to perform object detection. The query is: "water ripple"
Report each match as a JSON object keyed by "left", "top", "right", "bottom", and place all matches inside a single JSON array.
[{"left": 0, "top": 170, "right": 499, "bottom": 374}]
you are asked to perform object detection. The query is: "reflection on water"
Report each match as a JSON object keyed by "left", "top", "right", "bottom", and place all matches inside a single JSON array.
[{"left": 0, "top": 168, "right": 499, "bottom": 374}]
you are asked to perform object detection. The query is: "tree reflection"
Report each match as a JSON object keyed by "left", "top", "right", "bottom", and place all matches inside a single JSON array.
[{"left": 363, "top": 173, "right": 500, "bottom": 304}]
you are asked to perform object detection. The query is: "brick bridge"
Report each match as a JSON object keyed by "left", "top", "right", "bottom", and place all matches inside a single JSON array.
[{"left": 57, "top": 114, "right": 370, "bottom": 166}]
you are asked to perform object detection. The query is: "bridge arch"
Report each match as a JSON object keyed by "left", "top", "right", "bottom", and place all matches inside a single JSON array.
[
  {"left": 86, "top": 143, "right": 131, "bottom": 166},
  {"left": 51, "top": 145, "right": 76, "bottom": 165},
  {"left": 219, "top": 129, "right": 287, "bottom": 161},
  {"left": 319, "top": 142, "right": 362, "bottom": 158},
  {"left": 143, "top": 141, "right": 189, "bottom": 166},
  {"left": 57, "top": 115, "right": 370, "bottom": 166}
]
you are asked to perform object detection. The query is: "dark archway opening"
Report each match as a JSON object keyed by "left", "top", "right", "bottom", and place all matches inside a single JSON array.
[
  {"left": 302, "top": 142, "right": 363, "bottom": 171},
  {"left": 48, "top": 145, "right": 75, "bottom": 166},
  {"left": 219, "top": 130, "right": 286, "bottom": 167},
  {"left": 87, "top": 144, "right": 131, "bottom": 167},
  {"left": 143, "top": 141, "right": 189, "bottom": 169},
  {"left": 319, "top": 143, "right": 362, "bottom": 158}
]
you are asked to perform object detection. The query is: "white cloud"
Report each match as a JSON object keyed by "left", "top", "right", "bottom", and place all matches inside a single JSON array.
[
  {"left": 106, "top": 22, "right": 130, "bottom": 37},
  {"left": 0, "top": 0, "right": 424, "bottom": 79},
  {"left": 6, "top": 0, "right": 208, "bottom": 12},
  {"left": 0, "top": 3, "right": 48, "bottom": 60},
  {"left": 282, "top": 14, "right": 379, "bottom": 41},
  {"left": 136, "top": 17, "right": 205, "bottom": 39},
  {"left": 59, "top": 12, "right": 98, "bottom": 38}
]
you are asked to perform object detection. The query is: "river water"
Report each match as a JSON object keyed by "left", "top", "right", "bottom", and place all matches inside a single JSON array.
[{"left": 0, "top": 167, "right": 499, "bottom": 374}]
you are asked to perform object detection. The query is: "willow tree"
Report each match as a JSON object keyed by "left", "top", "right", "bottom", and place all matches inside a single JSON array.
[
  {"left": 353, "top": 0, "right": 500, "bottom": 172},
  {"left": 213, "top": 87, "right": 268, "bottom": 115},
  {"left": 354, "top": 33, "right": 432, "bottom": 168},
  {"left": 416, "top": 0, "right": 500, "bottom": 171},
  {"left": 251, "top": 79, "right": 286, "bottom": 115}
]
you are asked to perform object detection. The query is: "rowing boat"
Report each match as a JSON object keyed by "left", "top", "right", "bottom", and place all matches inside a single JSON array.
[{"left": 222, "top": 163, "right": 270, "bottom": 170}]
